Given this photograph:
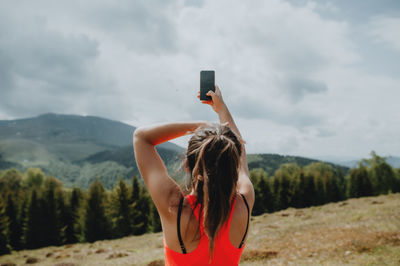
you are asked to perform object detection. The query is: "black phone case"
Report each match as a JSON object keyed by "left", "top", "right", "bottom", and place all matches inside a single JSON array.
[{"left": 200, "top": 70, "right": 215, "bottom": 101}]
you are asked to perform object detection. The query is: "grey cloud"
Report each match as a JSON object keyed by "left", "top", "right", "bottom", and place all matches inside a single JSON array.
[
  {"left": 316, "top": 128, "right": 337, "bottom": 138},
  {"left": 286, "top": 0, "right": 400, "bottom": 23},
  {"left": 184, "top": 0, "right": 204, "bottom": 8},
  {"left": 282, "top": 77, "right": 328, "bottom": 103},
  {"left": 0, "top": 10, "right": 112, "bottom": 118},
  {"left": 81, "top": 0, "right": 179, "bottom": 53},
  {"left": 229, "top": 97, "right": 323, "bottom": 128},
  {"left": 271, "top": 46, "right": 329, "bottom": 76},
  {"left": 0, "top": 51, "right": 14, "bottom": 91}
]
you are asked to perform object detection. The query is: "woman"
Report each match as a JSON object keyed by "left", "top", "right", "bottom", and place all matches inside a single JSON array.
[{"left": 133, "top": 85, "right": 254, "bottom": 265}]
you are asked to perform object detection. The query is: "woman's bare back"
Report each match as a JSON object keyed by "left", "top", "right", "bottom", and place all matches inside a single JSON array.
[{"left": 162, "top": 192, "right": 250, "bottom": 253}]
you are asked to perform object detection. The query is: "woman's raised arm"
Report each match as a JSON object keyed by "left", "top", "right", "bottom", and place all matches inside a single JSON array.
[{"left": 133, "top": 121, "right": 206, "bottom": 220}]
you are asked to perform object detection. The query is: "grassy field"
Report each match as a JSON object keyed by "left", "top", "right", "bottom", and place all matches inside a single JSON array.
[{"left": 1, "top": 193, "right": 399, "bottom": 265}]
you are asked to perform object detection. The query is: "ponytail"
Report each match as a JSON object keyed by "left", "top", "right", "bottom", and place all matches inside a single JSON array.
[{"left": 186, "top": 124, "right": 242, "bottom": 262}]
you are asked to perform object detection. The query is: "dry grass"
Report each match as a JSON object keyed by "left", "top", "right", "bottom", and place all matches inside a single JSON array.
[
  {"left": 1, "top": 193, "right": 399, "bottom": 265},
  {"left": 241, "top": 193, "right": 400, "bottom": 265}
]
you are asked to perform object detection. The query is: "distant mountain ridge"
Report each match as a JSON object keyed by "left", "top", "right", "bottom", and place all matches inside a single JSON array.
[
  {"left": 1, "top": 113, "right": 352, "bottom": 189},
  {"left": 316, "top": 155, "right": 400, "bottom": 169},
  {"left": 247, "top": 153, "right": 349, "bottom": 176},
  {"left": 0, "top": 113, "right": 184, "bottom": 188}
]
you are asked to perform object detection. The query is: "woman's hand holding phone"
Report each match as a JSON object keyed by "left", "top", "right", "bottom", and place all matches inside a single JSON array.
[
  {"left": 197, "top": 85, "right": 227, "bottom": 114},
  {"left": 197, "top": 85, "right": 246, "bottom": 145}
]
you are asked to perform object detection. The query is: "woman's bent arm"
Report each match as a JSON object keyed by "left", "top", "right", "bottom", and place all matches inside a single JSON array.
[{"left": 133, "top": 121, "right": 206, "bottom": 220}]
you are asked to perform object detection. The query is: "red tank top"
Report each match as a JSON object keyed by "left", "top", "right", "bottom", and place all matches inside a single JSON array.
[{"left": 164, "top": 193, "right": 247, "bottom": 266}]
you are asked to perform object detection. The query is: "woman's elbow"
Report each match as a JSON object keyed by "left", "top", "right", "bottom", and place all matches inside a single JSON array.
[
  {"left": 133, "top": 127, "right": 145, "bottom": 145},
  {"left": 133, "top": 127, "right": 154, "bottom": 147}
]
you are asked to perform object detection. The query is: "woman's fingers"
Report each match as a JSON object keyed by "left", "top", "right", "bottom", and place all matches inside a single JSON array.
[
  {"left": 221, "top": 121, "right": 230, "bottom": 127},
  {"left": 201, "top": 100, "right": 212, "bottom": 105},
  {"left": 206, "top": 90, "right": 215, "bottom": 100}
]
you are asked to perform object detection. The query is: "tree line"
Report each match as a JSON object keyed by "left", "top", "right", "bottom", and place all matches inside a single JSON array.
[
  {"left": 0, "top": 170, "right": 161, "bottom": 255},
  {"left": 251, "top": 151, "right": 400, "bottom": 215},
  {"left": 1, "top": 151, "right": 400, "bottom": 255}
]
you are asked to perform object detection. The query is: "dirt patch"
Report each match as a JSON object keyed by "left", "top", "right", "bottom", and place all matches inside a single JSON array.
[
  {"left": 45, "top": 252, "right": 53, "bottom": 257},
  {"left": 242, "top": 249, "right": 278, "bottom": 261},
  {"left": 106, "top": 252, "right": 129, "bottom": 259},
  {"left": 26, "top": 257, "right": 39, "bottom": 264},
  {"left": 95, "top": 248, "right": 106, "bottom": 254},
  {"left": 1, "top": 262, "right": 16, "bottom": 266},
  {"left": 147, "top": 259, "right": 164, "bottom": 266}
]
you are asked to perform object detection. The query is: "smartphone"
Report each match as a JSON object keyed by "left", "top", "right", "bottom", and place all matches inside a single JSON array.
[{"left": 200, "top": 70, "right": 215, "bottom": 101}]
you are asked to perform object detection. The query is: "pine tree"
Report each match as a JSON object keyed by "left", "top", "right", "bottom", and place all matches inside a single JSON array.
[
  {"left": 41, "top": 177, "right": 62, "bottom": 246},
  {"left": 24, "top": 190, "right": 45, "bottom": 249},
  {"left": 394, "top": 169, "right": 400, "bottom": 193},
  {"left": 24, "top": 168, "right": 45, "bottom": 189},
  {"left": 362, "top": 151, "right": 396, "bottom": 195},
  {"left": 18, "top": 197, "right": 28, "bottom": 249},
  {"left": 0, "top": 169, "right": 23, "bottom": 195},
  {"left": 130, "top": 175, "right": 144, "bottom": 235},
  {"left": 250, "top": 169, "right": 266, "bottom": 215},
  {"left": 272, "top": 176, "right": 280, "bottom": 211},
  {"left": 64, "top": 188, "right": 82, "bottom": 244},
  {"left": 56, "top": 190, "right": 68, "bottom": 245},
  {"left": 133, "top": 187, "right": 151, "bottom": 235},
  {"left": 6, "top": 194, "right": 21, "bottom": 250},
  {"left": 303, "top": 173, "right": 317, "bottom": 207},
  {"left": 113, "top": 178, "right": 132, "bottom": 238},
  {"left": 314, "top": 176, "right": 325, "bottom": 205},
  {"left": 350, "top": 164, "right": 373, "bottom": 198},
  {"left": 131, "top": 176, "right": 140, "bottom": 203},
  {"left": 84, "top": 179, "right": 111, "bottom": 242},
  {"left": 261, "top": 178, "right": 274, "bottom": 213},
  {"left": 0, "top": 197, "right": 11, "bottom": 255},
  {"left": 150, "top": 201, "right": 162, "bottom": 233},
  {"left": 291, "top": 172, "right": 305, "bottom": 208},
  {"left": 274, "top": 167, "right": 290, "bottom": 210}
]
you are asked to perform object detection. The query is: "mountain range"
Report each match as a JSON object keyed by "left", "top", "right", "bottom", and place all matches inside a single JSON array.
[
  {"left": 0, "top": 113, "right": 358, "bottom": 189},
  {"left": 0, "top": 113, "right": 183, "bottom": 188}
]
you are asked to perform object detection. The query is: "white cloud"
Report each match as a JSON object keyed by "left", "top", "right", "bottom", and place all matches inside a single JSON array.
[{"left": 0, "top": 0, "right": 399, "bottom": 158}]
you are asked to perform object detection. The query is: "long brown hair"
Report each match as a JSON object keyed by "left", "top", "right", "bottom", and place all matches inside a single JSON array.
[{"left": 185, "top": 123, "right": 242, "bottom": 260}]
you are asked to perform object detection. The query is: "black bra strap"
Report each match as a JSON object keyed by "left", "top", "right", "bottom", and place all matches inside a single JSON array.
[
  {"left": 238, "top": 193, "right": 250, "bottom": 248},
  {"left": 177, "top": 196, "right": 187, "bottom": 254}
]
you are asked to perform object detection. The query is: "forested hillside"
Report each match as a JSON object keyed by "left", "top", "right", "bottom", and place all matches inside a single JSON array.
[
  {"left": 0, "top": 151, "right": 399, "bottom": 256},
  {"left": 0, "top": 114, "right": 183, "bottom": 189},
  {"left": 0, "top": 113, "right": 352, "bottom": 189}
]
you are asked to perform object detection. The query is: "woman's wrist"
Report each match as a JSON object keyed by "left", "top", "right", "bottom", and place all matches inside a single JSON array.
[
  {"left": 215, "top": 101, "right": 229, "bottom": 115},
  {"left": 134, "top": 121, "right": 207, "bottom": 146}
]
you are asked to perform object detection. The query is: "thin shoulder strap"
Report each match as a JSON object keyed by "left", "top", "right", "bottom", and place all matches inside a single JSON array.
[
  {"left": 238, "top": 193, "right": 250, "bottom": 248},
  {"left": 177, "top": 196, "right": 187, "bottom": 254}
]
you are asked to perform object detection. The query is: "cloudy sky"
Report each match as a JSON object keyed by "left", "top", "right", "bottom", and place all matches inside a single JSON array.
[{"left": 1, "top": 0, "right": 399, "bottom": 160}]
